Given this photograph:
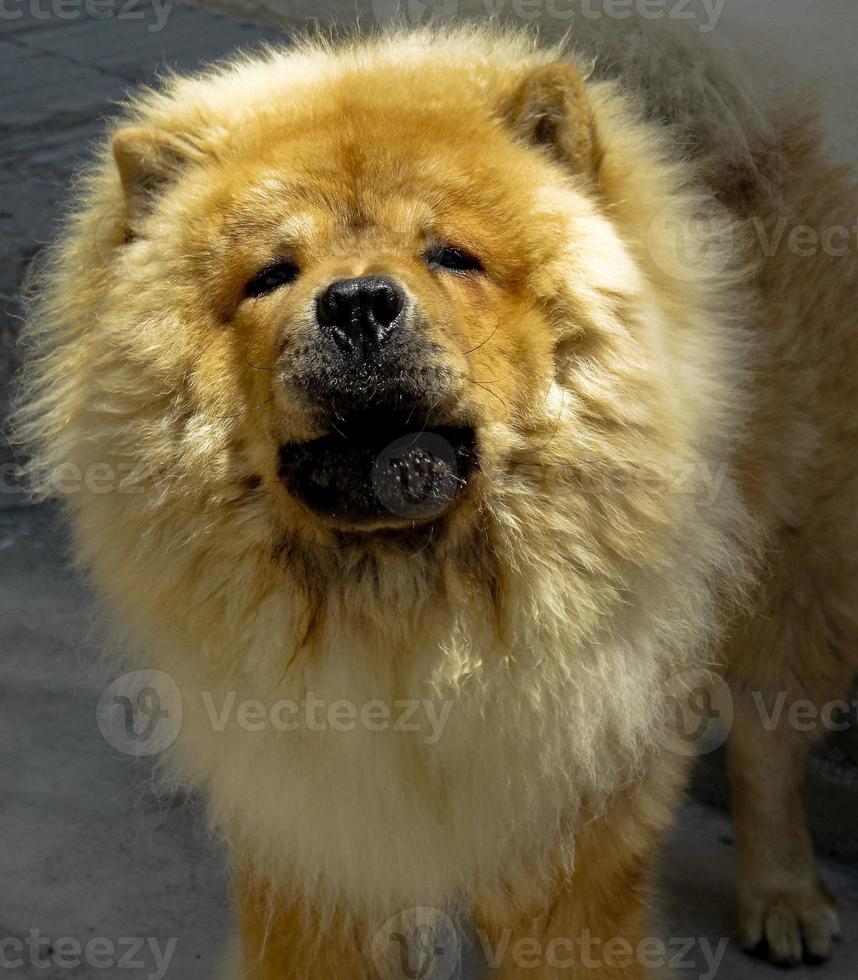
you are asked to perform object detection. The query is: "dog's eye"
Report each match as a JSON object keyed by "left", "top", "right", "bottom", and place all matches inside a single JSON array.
[
  {"left": 245, "top": 259, "right": 300, "bottom": 298},
  {"left": 425, "top": 244, "right": 484, "bottom": 275}
]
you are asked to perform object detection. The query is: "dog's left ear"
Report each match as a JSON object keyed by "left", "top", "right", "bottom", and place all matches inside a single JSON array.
[
  {"left": 112, "top": 126, "right": 208, "bottom": 221},
  {"left": 504, "top": 62, "right": 597, "bottom": 175}
]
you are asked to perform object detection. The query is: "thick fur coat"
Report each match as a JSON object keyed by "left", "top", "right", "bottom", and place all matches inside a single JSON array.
[{"left": 15, "top": 18, "right": 858, "bottom": 978}]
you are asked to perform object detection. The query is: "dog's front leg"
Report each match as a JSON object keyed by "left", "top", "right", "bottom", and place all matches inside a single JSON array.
[
  {"left": 234, "top": 872, "right": 373, "bottom": 980},
  {"left": 473, "top": 770, "right": 684, "bottom": 980},
  {"left": 475, "top": 871, "right": 650, "bottom": 980}
]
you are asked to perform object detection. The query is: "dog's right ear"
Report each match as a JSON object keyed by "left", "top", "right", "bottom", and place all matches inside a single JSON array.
[
  {"left": 504, "top": 62, "right": 598, "bottom": 176},
  {"left": 112, "top": 127, "right": 207, "bottom": 221}
]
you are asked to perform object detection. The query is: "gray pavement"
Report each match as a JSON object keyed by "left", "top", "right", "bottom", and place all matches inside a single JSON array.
[{"left": 1, "top": 2, "right": 857, "bottom": 979}]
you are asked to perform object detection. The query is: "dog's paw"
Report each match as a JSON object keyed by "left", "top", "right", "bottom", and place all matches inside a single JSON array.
[{"left": 738, "top": 884, "right": 841, "bottom": 967}]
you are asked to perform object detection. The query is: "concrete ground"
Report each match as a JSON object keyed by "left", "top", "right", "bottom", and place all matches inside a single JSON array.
[{"left": 2, "top": 2, "right": 857, "bottom": 978}]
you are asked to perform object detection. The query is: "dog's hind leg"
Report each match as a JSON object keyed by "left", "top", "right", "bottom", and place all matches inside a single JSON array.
[
  {"left": 725, "top": 550, "right": 856, "bottom": 966},
  {"left": 727, "top": 694, "right": 841, "bottom": 965},
  {"left": 722, "top": 107, "right": 858, "bottom": 970}
]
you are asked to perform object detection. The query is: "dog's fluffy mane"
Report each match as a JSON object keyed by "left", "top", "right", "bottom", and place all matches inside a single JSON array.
[{"left": 13, "top": 23, "right": 764, "bottom": 917}]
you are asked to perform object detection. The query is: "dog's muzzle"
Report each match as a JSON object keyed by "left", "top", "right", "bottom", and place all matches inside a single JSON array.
[{"left": 278, "top": 408, "right": 478, "bottom": 529}]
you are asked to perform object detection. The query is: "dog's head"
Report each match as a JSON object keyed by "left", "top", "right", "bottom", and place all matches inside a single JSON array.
[
  {"left": 103, "top": 42, "right": 615, "bottom": 542},
  {"left": 23, "top": 32, "right": 742, "bottom": 603}
]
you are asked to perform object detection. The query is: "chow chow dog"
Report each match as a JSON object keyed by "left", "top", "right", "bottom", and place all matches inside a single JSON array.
[{"left": 15, "top": 17, "right": 858, "bottom": 980}]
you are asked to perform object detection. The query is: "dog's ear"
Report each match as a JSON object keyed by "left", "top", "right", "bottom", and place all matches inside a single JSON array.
[
  {"left": 112, "top": 127, "right": 207, "bottom": 220},
  {"left": 504, "top": 62, "right": 597, "bottom": 175}
]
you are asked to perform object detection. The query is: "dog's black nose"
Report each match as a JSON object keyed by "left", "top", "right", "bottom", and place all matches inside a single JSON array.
[{"left": 316, "top": 276, "right": 404, "bottom": 357}]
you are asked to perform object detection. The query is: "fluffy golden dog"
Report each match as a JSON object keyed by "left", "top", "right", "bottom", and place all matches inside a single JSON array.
[{"left": 15, "top": 19, "right": 858, "bottom": 979}]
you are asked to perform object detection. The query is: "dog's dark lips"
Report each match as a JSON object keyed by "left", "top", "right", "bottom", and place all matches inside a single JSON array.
[{"left": 278, "top": 409, "right": 478, "bottom": 529}]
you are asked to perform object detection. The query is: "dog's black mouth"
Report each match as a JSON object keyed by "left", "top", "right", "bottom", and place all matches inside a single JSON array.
[{"left": 278, "top": 410, "right": 478, "bottom": 529}]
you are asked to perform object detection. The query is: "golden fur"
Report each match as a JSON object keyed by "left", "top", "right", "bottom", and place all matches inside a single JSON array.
[{"left": 14, "top": 20, "right": 858, "bottom": 978}]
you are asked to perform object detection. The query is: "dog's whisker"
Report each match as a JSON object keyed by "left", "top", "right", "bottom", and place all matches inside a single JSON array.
[
  {"left": 244, "top": 354, "right": 275, "bottom": 373},
  {"left": 464, "top": 377, "right": 508, "bottom": 412},
  {"left": 461, "top": 316, "right": 501, "bottom": 355}
]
